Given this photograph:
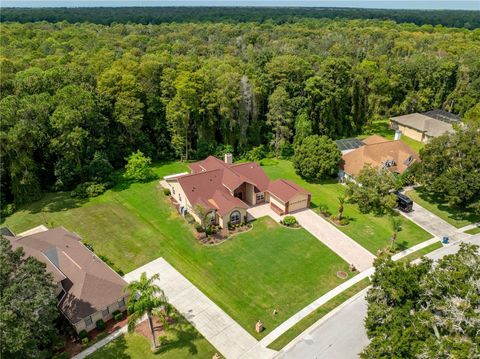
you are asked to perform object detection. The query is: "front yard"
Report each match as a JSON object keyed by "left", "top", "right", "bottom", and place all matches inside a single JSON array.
[
  {"left": 406, "top": 188, "right": 480, "bottom": 228},
  {"left": 261, "top": 159, "right": 432, "bottom": 254},
  {"left": 2, "top": 162, "right": 350, "bottom": 339}
]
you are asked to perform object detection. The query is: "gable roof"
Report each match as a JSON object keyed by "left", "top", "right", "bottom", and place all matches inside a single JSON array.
[
  {"left": 269, "top": 179, "right": 310, "bottom": 203},
  {"left": 7, "top": 228, "right": 127, "bottom": 324},
  {"left": 341, "top": 136, "right": 419, "bottom": 177},
  {"left": 390, "top": 112, "right": 455, "bottom": 137},
  {"left": 361, "top": 134, "right": 390, "bottom": 145},
  {"left": 231, "top": 162, "right": 270, "bottom": 192}
]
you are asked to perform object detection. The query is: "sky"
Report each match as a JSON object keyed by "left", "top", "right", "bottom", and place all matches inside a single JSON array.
[{"left": 1, "top": 1, "right": 479, "bottom": 10}]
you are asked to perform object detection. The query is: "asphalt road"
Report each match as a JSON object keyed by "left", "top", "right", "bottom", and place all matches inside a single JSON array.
[{"left": 277, "top": 234, "right": 480, "bottom": 359}]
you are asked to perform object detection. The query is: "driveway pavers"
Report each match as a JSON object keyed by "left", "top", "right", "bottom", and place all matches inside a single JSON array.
[{"left": 123, "top": 257, "right": 276, "bottom": 359}]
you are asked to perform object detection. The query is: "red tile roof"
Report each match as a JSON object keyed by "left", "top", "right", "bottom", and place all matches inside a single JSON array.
[{"left": 268, "top": 179, "right": 310, "bottom": 203}]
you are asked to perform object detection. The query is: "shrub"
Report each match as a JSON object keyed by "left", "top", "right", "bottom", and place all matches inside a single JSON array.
[
  {"left": 318, "top": 204, "right": 331, "bottom": 216},
  {"left": 124, "top": 150, "right": 155, "bottom": 182},
  {"left": 195, "top": 223, "right": 205, "bottom": 233},
  {"left": 88, "top": 151, "right": 114, "bottom": 183},
  {"left": 185, "top": 214, "right": 195, "bottom": 224},
  {"left": 113, "top": 312, "right": 123, "bottom": 321},
  {"left": 98, "top": 254, "right": 124, "bottom": 276},
  {"left": 71, "top": 182, "right": 107, "bottom": 198},
  {"left": 81, "top": 337, "right": 89, "bottom": 346},
  {"left": 1, "top": 203, "right": 16, "bottom": 216},
  {"left": 339, "top": 217, "right": 350, "bottom": 226},
  {"left": 52, "top": 352, "right": 68, "bottom": 359},
  {"left": 282, "top": 216, "right": 297, "bottom": 227},
  {"left": 206, "top": 225, "right": 217, "bottom": 235},
  {"left": 163, "top": 188, "right": 171, "bottom": 196},
  {"left": 78, "top": 330, "right": 88, "bottom": 339},
  {"left": 95, "top": 319, "right": 105, "bottom": 331}
]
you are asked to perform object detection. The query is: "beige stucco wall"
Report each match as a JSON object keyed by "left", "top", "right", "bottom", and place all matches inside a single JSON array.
[
  {"left": 218, "top": 207, "right": 247, "bottom": 228},
  {"left": 245, "top": 183, "right": 256, "bottom": 205},
  {"left": 287, "top": 193, "right": 309, "bottom": 212},
  {"left": 269, "top": 194, "right": 286, "bottom": 212},
  {"left": 397, "top": 124, "right": 425, "bottom": 143},
  {"left": 72, "top": 295, "right": 128, "bottom": 333}
]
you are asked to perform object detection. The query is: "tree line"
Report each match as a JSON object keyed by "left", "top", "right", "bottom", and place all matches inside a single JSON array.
[
  {"left": 1, "top": 19, "right": 479, "bottom": 205},
  {"left": 1, "top": 6, "right": 479, "bottom": 29}
]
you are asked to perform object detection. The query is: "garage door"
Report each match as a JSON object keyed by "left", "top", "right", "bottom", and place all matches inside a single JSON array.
[{"left": 288, "top": 198, "right": 308, "bottom": 212}]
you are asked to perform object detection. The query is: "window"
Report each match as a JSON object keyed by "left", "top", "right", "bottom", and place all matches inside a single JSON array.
[
  {"left": 178, "top": 193, "right": 182, "bottom": 202},
  {"left": 256, "top": 193, "right": 265, "bottom": 202},
  {"left": 102, "top": 307, "right": 109, "bottom": 317},
  {"left": 118, "top": 298, "right": 125, "bottom": 308},
  {"left": 172, "top": 187, "right": 175, "bottom": 195},
  {"left": 230, "top": 211, "right": 241, "bottom": 224},
  {"left": 404, "top": 155, "right": 414, "bottom": 166},
  {"left": 84, "top": 316, "right": 93, "bottom": 327}
]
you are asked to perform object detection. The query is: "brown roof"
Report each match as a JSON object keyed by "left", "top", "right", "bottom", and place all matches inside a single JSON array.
[
  {"left": 177, "top": 168, "right": 247, "bottom": 215},
  {"left": 7, "top": 228, "right": 127, "bottom": 324},
  {"left": 181, "top": 156, "right": 310, "bottom": 213},
  {"left": 341, "top": 138, "right": 419, "bottom": 177},
  {"left": 268, "top": 179, "right": 310, "bottom": 203},
  {"left": 390, "top": 113, "right": 455, "bottom": 137},
  {"left": 362, "top": 135, "right": 389, "bottom": 145}
]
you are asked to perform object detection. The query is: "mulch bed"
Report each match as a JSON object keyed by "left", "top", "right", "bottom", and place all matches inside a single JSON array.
[
  {"left": 336, "top": 271, "right": 348, "bottom": 279},
  {"left": 63, "top": 315, "right": 129, "bottom": 358},
  {"left": 134, "top": 316, "right": 171, "bottom": 340}
]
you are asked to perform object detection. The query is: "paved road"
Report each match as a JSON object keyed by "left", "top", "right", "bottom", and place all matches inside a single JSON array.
[
  {"left": 400, "top": 202, "right": 470, "bottom": 242},
  {"left": 277, "top": 234, "right": 480, "bottom": 359},
  {"left": 124, "top": 258, "right": 276, "bottom": 359},
  {"left": 293, "top": 210, "right": 375, "bottom": 271}
]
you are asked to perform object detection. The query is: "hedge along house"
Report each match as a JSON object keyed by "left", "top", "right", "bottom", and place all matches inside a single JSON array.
[
  {"left": 165, "top": 154, "right": 311, "bottom": 227},
  {"left": 339, "top": 135, "right": 420, "bottom": 182},
  {"left": 4, "top": 227, "right": 128, "bottom": 334}
]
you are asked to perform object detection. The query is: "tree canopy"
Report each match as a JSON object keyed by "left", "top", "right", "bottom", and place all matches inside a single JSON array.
[
  {"left": 0, "top": 18, "right": 479, "bottom": 205},
  {"left": 0, "top": 237, "right": 59, "bottom": 359},
  {"left": 363, "top": 243, "right": 480, "bottom": 359}
]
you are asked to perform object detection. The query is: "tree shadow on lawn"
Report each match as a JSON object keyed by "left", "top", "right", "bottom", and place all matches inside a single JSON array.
[
  {"left": 0, "top": 192, "right": 88, "bottom": 224},
  {"left": 155, "top": 321, "right": 202, "bottom": 356},
  {"left": 95, "top": 335, "right": 130, "bottom": 359},
  {"left": 415, "top": 188, "right": 480, "bottom": 223}
]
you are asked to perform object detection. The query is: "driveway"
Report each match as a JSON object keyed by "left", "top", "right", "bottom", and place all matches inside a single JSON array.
[
  {"left": 124, "top": 257, "right": 276, "bottom": 359},
  {"left": 400, "top": 202, "right": 471, "bottom": 242},
  {"left": 293, "top": 210, "right": 375, "bottom": 272},
  {"left": 277, "top": 234, "right": 480, "bottom": 359}
]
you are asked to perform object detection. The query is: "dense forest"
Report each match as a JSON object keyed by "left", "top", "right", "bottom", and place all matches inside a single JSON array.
[
  {"left": 1, "top": 7, "right": 479, "bottom": 29},
  {"left": 1, "top": 18, "right": 480, "bottom": 205}
]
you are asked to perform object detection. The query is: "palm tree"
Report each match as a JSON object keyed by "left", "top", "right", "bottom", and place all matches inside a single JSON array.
[
  {"left": 390, "top": 216, "right": 403, "bottom": 250},
  {"left": 125, "top": 272, "right": 170, "bottom": 349},
  {"left": 337, "top": 195, "right": 345, "bottom": 221}
]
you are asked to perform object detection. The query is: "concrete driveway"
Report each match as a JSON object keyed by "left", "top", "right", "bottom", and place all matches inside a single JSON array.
[
  {"left": 293, "top": 210, "right": 375, "bottom": 272},
  {"left": 124, "top": 257, "right": 276, "bottom": 359},
  {"left": 400, "top": 202, "right": 470, "bottom": 242}
]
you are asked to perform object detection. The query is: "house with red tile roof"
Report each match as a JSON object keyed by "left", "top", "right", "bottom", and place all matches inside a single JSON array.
[{"left": 165, "top": 154, "right": 311, "bottom": 227}]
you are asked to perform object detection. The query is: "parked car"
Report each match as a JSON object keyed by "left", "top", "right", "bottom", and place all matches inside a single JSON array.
[{"left": 397, "top": 193, "right": 413, "bottom": 212}]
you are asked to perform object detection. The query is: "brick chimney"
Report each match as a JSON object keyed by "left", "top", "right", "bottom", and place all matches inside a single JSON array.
[{"left": 224, "top": 153, "right": 233, "bottom": 165}]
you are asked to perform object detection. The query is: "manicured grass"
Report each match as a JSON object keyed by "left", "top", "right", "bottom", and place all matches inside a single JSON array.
[
  {"left": 360, "top": 119, "right": 424, "bottom": 153},
  {"left": 2, "top": 162, "right": 350, "bottom": 339},
  {"left": 261, "top": 159, "right": 432, "bottom": 254},
  {"left": 465, "top": 226, "right": 480, "bottom": 235},
  {"left": 87, "top": 324, "right": 216, "bottom": 359},
  {"left": 398, "top": 241, "right": 443, "bottom": 264},
  {"left": 268, "top": 277, "right": 371, "bottom": 351},
  {"left": 406, "top": 188, "right": 480, "bottom": 228}
]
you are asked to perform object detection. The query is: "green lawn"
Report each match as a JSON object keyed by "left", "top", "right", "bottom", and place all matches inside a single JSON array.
[
  {"left": 465, "top": 226, "right": 480, "bottom": 235},
  {"left": 2, "top": 162, "right": 350, "bottom": 339},
  {"left": 398, "top": 241, "right": 443, "bottom": 264},
  {"left": 268, "top": 277, "right": 371, "bottom": 351},
  {"left": 261, "top": 159, "right": 432, "bottom": 254},
  {"left": 406, "top": 188, "right": 480, "bottom": 228},
  {"left": 88, "top": 324, "right": 216, "bottom": 359},
  {"left": 360, "top": 119, "right": 424, "bottom": 153}
]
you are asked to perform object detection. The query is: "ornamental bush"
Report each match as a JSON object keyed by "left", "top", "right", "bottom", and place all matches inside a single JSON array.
[
  {"left": 78, "top": 330, "right": 88, "bottom": 339},
  {"left": 282, "top": 216, "right": 297, "bottom": 227},
  {"left": 95, "top": 319, "right": 105, "bottom": 331}
]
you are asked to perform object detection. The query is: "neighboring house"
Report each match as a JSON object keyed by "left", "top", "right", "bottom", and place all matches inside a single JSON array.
[
  {"left": 339, "top": 135, "right": 419, "bottom": 181},
  {"left": 390, "top": 109, "right": 460, "bottom": 143},
  {"left": 165, "top": 154, "right": 311, "bottom": 226},
  {"left": 3, "top": 227, "right": 128, "bottom": 334}
]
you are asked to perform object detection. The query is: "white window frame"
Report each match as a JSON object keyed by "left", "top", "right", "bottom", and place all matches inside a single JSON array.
[
  {"left": 256, "top": 192, "right": 264, "bottom": 201},
  {"left": 118, "top": 298, "right": 125, "bottom": 308},
  {"left": 230, "top": 211, "right": 241, "bottom": 224}
]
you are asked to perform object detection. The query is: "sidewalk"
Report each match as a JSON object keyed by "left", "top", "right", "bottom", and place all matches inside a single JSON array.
[
  {"left": 72, "top": 325, "right": 128, "bottom": 359},
  {"left": 124, "top": 257, "right": 276, "bottom": 359}
]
